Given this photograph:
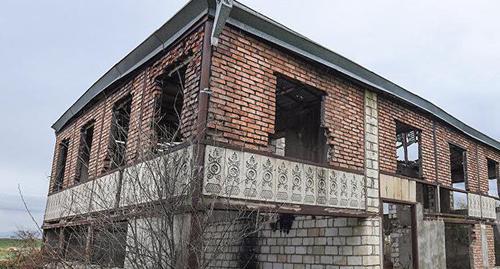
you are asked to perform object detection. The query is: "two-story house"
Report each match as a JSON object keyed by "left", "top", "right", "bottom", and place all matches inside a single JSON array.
[{"left": 42, "top": 1, "right": 500, "bottom": 268}]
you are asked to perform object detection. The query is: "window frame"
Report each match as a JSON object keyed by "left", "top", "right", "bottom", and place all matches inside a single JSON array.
[
  {"left": 487, "top": 158, "right": 499, "bottom": 198},
  {"left": 395, "top": 120, "right": 422, "bottom": 179},
  {"left": 107, "top": 95, "right": 132, "bottom": 171},
  {"left": 53, "top": 139, "right": 70, "bottom": 192},
  {"left": 448, "top": 143, "right": 468, "bottom": 191},
  {"left": 75, "top": 120, "right": 95, "bottom": 183}
]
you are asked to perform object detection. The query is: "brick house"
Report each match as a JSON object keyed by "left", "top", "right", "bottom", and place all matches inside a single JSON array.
[{"left": 42, "top": 0, "right": 500, "bottom": 268}]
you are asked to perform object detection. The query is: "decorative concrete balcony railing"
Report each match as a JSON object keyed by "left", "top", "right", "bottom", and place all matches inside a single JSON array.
[
  {"left": 44, "top": 145, "right": 194, "bottom": 222},
  {"left": 202, "top": 145, "right": 367, "bottom": 211},
  {"left": 44, "top": 144, "right": 368, "bottom": 222},
  {"left": 44, "top": 171, "right": 120, "bottom": 221},
  {"left": 44, "top": 143, "right": 500, "bottom": 223},
  {"left": 468, "top": 193, "right": 496, "bottom": 220}
]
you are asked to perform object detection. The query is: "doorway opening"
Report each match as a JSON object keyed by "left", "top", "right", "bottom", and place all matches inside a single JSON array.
[
  {"left": 383, "top": 202, "right": 416, "bottom": 269},
  {"left": 444, "top": 223, "right": 472, "bottom": 269}
]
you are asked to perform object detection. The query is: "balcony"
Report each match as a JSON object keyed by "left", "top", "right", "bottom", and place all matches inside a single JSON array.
[
  {"left": 44, "top": 144, "right": 367, "bottom": 222},
  {"left": 468, "top": 193, "right": 496, "bottom": 220},
  {"left": 44, "top": 172, "right": 120, "bottom": 221},
  {"left": 44, "top": 145, "right": 194, "bottom": 222},
  {"left": 202, "top": 145, "right": 366, "bottom": 211}
]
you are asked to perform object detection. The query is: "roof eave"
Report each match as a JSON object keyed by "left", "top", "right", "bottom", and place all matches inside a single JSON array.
[
  {"left": 227, "top": 1, "right": 500, "bottom": 151},
  {"left": 51, "top": 0, "right": 215, "bottom": 132},
  {"left": 52, "top": 0, "right": 500, "bottom": 153}
]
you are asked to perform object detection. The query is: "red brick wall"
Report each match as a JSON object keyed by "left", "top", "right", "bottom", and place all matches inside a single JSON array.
[
  {"left": 471, "top": 224, "right": 483, "bottom": 269},
  {"left": 378, "top": 94, "right": 500, "bottom": 194},
  {"left": 435, "top": 122, "right": 480, "bottom": 191},
  {"left": 477, "top": 144, "right": 500, "bottom": 195},
  {"left": 48, "top": 25, "right": 205, "bottom": 193},
  {"left": 378, "top": 96, "right": 437, "bottom": 182},
  {"left": 486, "top": 224, "right": 496, "bottom": 267},
  {"left": 208, "top": 26, "right": 366, "bottom": 171},
  {"left": 471, "top": 224, "right": 496, "bottom": 269}
]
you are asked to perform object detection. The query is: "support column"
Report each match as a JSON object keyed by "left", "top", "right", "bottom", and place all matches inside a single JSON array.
[{"left": 364, "top": 90, "right": 382, "bottom": 268}]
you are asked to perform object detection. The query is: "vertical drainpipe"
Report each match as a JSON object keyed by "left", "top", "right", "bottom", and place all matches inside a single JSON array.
[
  {"left": 188, "top": 2, "right": 233, "bottom": 267},
  {"left": 188, "top": 17, "right": 214, "bottom": 269},
  {"left": 433, "top": 120, "right": 441, "bottom": 213}
]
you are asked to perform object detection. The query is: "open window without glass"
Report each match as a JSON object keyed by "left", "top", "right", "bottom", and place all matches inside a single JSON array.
[
  {"left": 270, "top": 76, "right": 327, "bottom": 163},
  {"left": 416, "top": 182, "right": 437, "bottom": 213},
  {"left": 154, "top": 64, "right": 187, "bottom": 152},
  {"left": 90, "top": 222, "right": 127, "bottom": 268},
  {"left": 63, "top": 225, "right": 88, "bottom": 262},
  {"left": 53, "top": 139, "right": 70, "bottom": 192},
  {"left": 76, "top": 121, "right": 94, "bottom": 183},
  {"left": 449, "top": 144, "right": 467, "bottom": 190},
  {"left": 440, "top": 187, "right": 468, "bottom": 215},
  {"left": 108, "top": 97, "right": 132, "bottom": 170},
  {"left": 487, "top": 158, "right": 499, "bottom": 197},
  {"left": 395, "top": 121, "right": 421, "bottom": 178}
]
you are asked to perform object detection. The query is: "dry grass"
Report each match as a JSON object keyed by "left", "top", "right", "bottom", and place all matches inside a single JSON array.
[{"left": 0, "top": 238, "right": 43, "bottom": 268}]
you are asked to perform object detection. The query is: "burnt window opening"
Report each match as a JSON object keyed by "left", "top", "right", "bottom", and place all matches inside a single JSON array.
[
  {"left": 487, "top": 159, "right": 499, "bottom": 197},
  {"left": 154, "top": 65, "right": 187, "bottom": 152},
  {"left": 271, "top": 76, "right": 327, "bottom": 163},
  {"left": 53, "top": 139, "right": 70, "bottom": 192},
  {"left": 90, "top": 222, "right": 127, "bottom": 268},
  {"left": 63, "top": 225, "right": 88, "bottom": 262},
  {"left": 108, "top": 97, "right": 132, "bottom": 170},
  {"left": 396, "top": 122, "right": 421, "bottom": 178},
  {"left": 450, "top": 144, "right": 467, "bottom": 190},
  {"left": 76, "top": 122, "right": 95, "bottom": 183},
  {"left": 439, "top": 187, "right": 468, "bottom": 215},
  {"left": 416, "top": 183, "right": 437, "bottom": 213},
  {"left": 270, "top": 213, "right": 296, "bottom": 234}
]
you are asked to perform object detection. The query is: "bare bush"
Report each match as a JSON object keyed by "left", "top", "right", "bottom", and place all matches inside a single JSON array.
[{"left": 38, "top": 67, "right": 273, "bottom": 269}]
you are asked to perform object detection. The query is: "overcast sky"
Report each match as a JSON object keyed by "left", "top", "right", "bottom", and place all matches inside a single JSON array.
[{"left": 1, "top": 0, "right": 500, "bottom": 236}]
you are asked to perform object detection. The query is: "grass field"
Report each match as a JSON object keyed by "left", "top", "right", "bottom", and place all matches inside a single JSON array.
[{"left": 0, "top": 238, "right": 41, "bottom": 261}]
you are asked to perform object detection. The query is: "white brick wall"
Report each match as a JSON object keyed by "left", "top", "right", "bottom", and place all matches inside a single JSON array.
[
  {"left": 256, "top": 216, "right": 381, "bottom": 269},
  {"left": 364, "top": 90, "right": 379, "bottom": 213}
]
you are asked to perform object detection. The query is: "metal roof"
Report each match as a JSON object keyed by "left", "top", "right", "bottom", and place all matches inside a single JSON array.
[{"left": 52, "top": 0, "right": 500, "bottom": 152}]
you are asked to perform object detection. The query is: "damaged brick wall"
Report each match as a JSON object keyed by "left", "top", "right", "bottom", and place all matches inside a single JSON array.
[
  {"left": 48, "top": 25, "right": 205, "bottom": 193},
  {"left": 208, "top": 26, "right": 366, "bottom": 171}
]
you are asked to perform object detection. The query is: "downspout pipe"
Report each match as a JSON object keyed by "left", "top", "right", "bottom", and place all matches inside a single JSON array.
[{"left": 211, "top": 0, "right": 234, "bottom": 46}]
